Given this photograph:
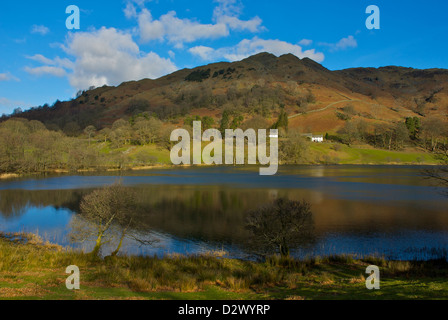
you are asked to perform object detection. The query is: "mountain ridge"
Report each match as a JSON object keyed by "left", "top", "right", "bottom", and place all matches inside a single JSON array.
[{"left": 4, "top": 52, "right": 448, "bottom": 134}]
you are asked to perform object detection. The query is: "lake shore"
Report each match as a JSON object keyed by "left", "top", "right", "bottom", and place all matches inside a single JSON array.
[
  {"left": 0, "top": 160, "right": 442, "bottom": 181},
  {"left": 0, "top": 232, "right": 447, "bottom": 300}
]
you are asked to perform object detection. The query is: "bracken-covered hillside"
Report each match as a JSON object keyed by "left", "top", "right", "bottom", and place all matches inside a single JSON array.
[{"left": 5, "top": 52, "right": 448, "bottom": 135}]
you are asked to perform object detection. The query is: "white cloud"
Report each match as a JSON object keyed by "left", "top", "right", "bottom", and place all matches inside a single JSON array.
[
  {"left": 189, "top": 37, "right": 325, "bottom": 63},
  {"left": 27, "top": 54, "right": 54, "bottom": 65},
  {"left": 129, "top": 0, "right": 263, "bottom": 47},
  {"left": 63, "top": 27, "right": 177, "bottom": 89},
  {"left": 26, "top": 27, "right": 178, "bottom": 90},
  {"left": 138, "top": 9, "right": 229, "bottom": 46},
  {"left": 26, "top": 54, "right": 74, "bottom": 69},
  {"left": 24, "top": 55, "right": 74, "bottom": 77},
  {"left": 189, "top": 46, "right": 216, "bottom": 61},
  {"left": 0, "top": 72, "right": 19, "bottom": 82},
  {"left": 213, "top": 0, "right": 263, "bottom": 32},
  {"left": 298, "top": 39, "right": 313, "bottom": 46},
  {"left": 319, "top": 35, "right": 357, "bottom": 52},
  {"left": 124, "top": 2, "right": 138, "bottom": 19},
  {"left": 24, "top": 66, "right": 67, "bottom": 77},
  {"left": 31, "top": 25, "right": 50, "bottom": 35}
]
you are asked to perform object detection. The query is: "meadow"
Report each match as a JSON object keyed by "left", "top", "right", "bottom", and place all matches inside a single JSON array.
[{"left": 1, "top": 233, "right": 447, "bottom": 300}]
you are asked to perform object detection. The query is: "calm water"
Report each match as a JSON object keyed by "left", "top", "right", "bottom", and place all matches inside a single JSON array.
[{"left": 0, "top": 166, "right": 447, "bottom": 260}]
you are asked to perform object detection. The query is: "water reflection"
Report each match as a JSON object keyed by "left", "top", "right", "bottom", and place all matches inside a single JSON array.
[{"left": 0, "top": 166, "right": 447, "bottom": 260}]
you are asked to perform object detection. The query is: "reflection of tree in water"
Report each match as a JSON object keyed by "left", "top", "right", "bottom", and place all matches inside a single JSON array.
[
  {"left": 132, "top": 188, "right": 250, "bottom": 245},
  {"left": 129, "top": 187, "right": 316, "bottom": 255},
  {"left": 0, "top": 185, "right": 317, "bottom": 256},
  {"left": 246, "top": 198, "right": 316, "bottom": 258},
  {"left": 0, "top": 189, "right": 86, "bottom": 218}
]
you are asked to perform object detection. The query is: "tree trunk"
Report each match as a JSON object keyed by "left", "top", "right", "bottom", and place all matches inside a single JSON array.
[
  {"left": 279, "top": 244, "right": 290, "bottom": 259},
  {"left": 111, "top": 231, "right": 126, "bottom": 257},
  {"left": 91, "top": 233, "right": 103, "bottom": 256}
]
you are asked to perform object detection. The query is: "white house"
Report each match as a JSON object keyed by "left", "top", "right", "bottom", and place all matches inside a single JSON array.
[{"left": 302, "top": 134, "right": 324, "bottom": 143}]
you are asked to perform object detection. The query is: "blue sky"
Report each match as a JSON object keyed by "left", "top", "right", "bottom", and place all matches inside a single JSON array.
[{"left": 0, "top": 0, "right": 447, "bottom": 115}]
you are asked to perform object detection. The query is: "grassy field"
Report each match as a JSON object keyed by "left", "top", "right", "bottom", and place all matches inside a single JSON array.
[
  {"left": 99, "top": 143, "right": 173, "bottom": 165},
  {"left": 0, "top": 234, "right": 447, "bottom": 300},
  {"left": 103, "top": 141, "right": 438, "bottom": 168},
  {"left": 308, "top": 143, "right": 437, "bottom": 165}
]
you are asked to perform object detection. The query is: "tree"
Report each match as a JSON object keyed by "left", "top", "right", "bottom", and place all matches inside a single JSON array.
[
  {"left": 394, "top": 122, "right": 410, "bottom": 150},
  {"left": 84, "top": 125, "right": 96, "bottom": 145},
  {"left": 305, "top": 90, "right": 316, "bottom": 104},
  {"left": 159, "top": 124, "right": 178, "bottom": 151},
  {"left": 273, "top": 109, "right": 289, "bottom": 131},
  {"left": 280, "top": 130, "right": 309, "bottom": 164},
  {"left": 219, "top": 110, "right": 230, "bottom": 134},
  {"left": 69, "top": 182, "right": 155, "bottom": 257},
  {"left": 202, "top": 116, "right": 215, "bottom": 130},
  {"left": 111, "top": 119, "right": 132, "bottom": 147},
  {"left": 133, "top": 117, "right": 162, "bottom": 145},
  {"left": 242, "top": 115, "right": 269, "bottom": 131},
  {"left": 356, "top": 119, "right": 368, "bottom": 143},
  {"left": 98, "top": 127, "right": 111, "bottom": 143},
  {"left": 246, "top": 198, "right": 314, "bottom": 259},
  {"left": 339, "top": 121, "right": 358, "bottom": 146},
  {"left": 424, "top": 145, "right": 448, "bottom": 198},
  {"left": 184, "top": 115, "right": 202, "bottom": 128},
  {"left": 421, "top": 117, "right": 445, "bottom": 151},
  {"left": 405, "top": 117, "right": 421, "bottom": 140},
  {"left": 230, "top": 115, "right": 244, "bottom": 130},
  {"left": 63, "top": 122, "right": 81, "bottom": 137}
]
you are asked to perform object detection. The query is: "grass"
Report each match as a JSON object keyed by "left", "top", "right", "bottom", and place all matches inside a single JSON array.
[
  {"left": 0, "top": 233, "right": 447, "bottom": 300},
  {"left": 309, "top": 143, "right": 437, "bottom": 165},
  {"left": 99, "top": 143, "right": 173, "bottom": 165}
]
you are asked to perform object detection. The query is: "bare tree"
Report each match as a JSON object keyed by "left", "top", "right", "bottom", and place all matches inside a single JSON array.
[
  {"left": 245, "top": 198, "right": 315, "bottom": 259},
  {"left": 423, "top": 145, "right": 448, "bottom": 198},
  {"left": 69, "top": 182, "right": 155, "bottom": 257},
  {"left": 421, "top": 117, "right": 445, "bottom": 151},
  {"left": 279, "top": 130, "right": 309, "bottom": 164},
  {"left": 84, "top": 125, "right": 96, "bottom": 145}
]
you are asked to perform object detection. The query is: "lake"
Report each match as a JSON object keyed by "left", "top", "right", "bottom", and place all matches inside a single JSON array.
[{"left": 0, "top": 165, "right": 447, "bottom": 261}]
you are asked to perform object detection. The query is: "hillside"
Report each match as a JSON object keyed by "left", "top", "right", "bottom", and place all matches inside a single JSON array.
[{"left": 6, "top": 52, "right": 448, "bottom": 135}]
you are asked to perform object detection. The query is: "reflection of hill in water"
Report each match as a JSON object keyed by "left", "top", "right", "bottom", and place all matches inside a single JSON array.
[
  {"left": 0, "top": 189, "right": 85, "bottom": 218},
  {"left": 1, "top": 185, "right": 448, "bottom": 247},
  {"left": 134, "top": 186, "right": 259, "bottom": 244}
]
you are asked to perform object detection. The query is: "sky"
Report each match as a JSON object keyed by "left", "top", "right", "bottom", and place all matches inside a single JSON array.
[{"left": 0, "top": 0, "right": 447, "bottom": 115}]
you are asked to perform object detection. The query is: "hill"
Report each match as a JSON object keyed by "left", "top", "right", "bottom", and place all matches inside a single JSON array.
[{"left": 5, "top": 52, "right": 448, "bottom": 135}]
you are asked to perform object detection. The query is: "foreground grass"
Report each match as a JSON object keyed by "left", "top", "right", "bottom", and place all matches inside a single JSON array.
[{"left": 0, "top": 234, "right": 447, "bottom": 300}]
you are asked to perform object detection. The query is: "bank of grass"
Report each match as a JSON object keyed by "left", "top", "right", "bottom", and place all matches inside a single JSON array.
[
  {"left": 99, "top": 143, "right": 173, "bottom": 165},
  {"left": 0, "top": 233, "right": 447, "bottom": 300},
  {"left": 308, "top": 143, "right": 437, "bottom": 165},
  {"left": 98, "top": 141, "right": 439, "bottom": 168}
]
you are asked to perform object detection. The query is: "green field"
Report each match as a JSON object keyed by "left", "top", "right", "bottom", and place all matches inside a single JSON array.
[
  {"left": 1, "top": 234, "right": 447, "bottom": 300},
  {"left": 309, "top": 143, "right": 437, "bottom": 165},
  {"left": 101, "top": 141, "right": 438, "bottom": 169}
]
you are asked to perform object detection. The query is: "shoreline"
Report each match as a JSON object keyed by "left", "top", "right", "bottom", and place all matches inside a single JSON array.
[{"left": 0, "top": 162, "right": 443, "bottom": 180}]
